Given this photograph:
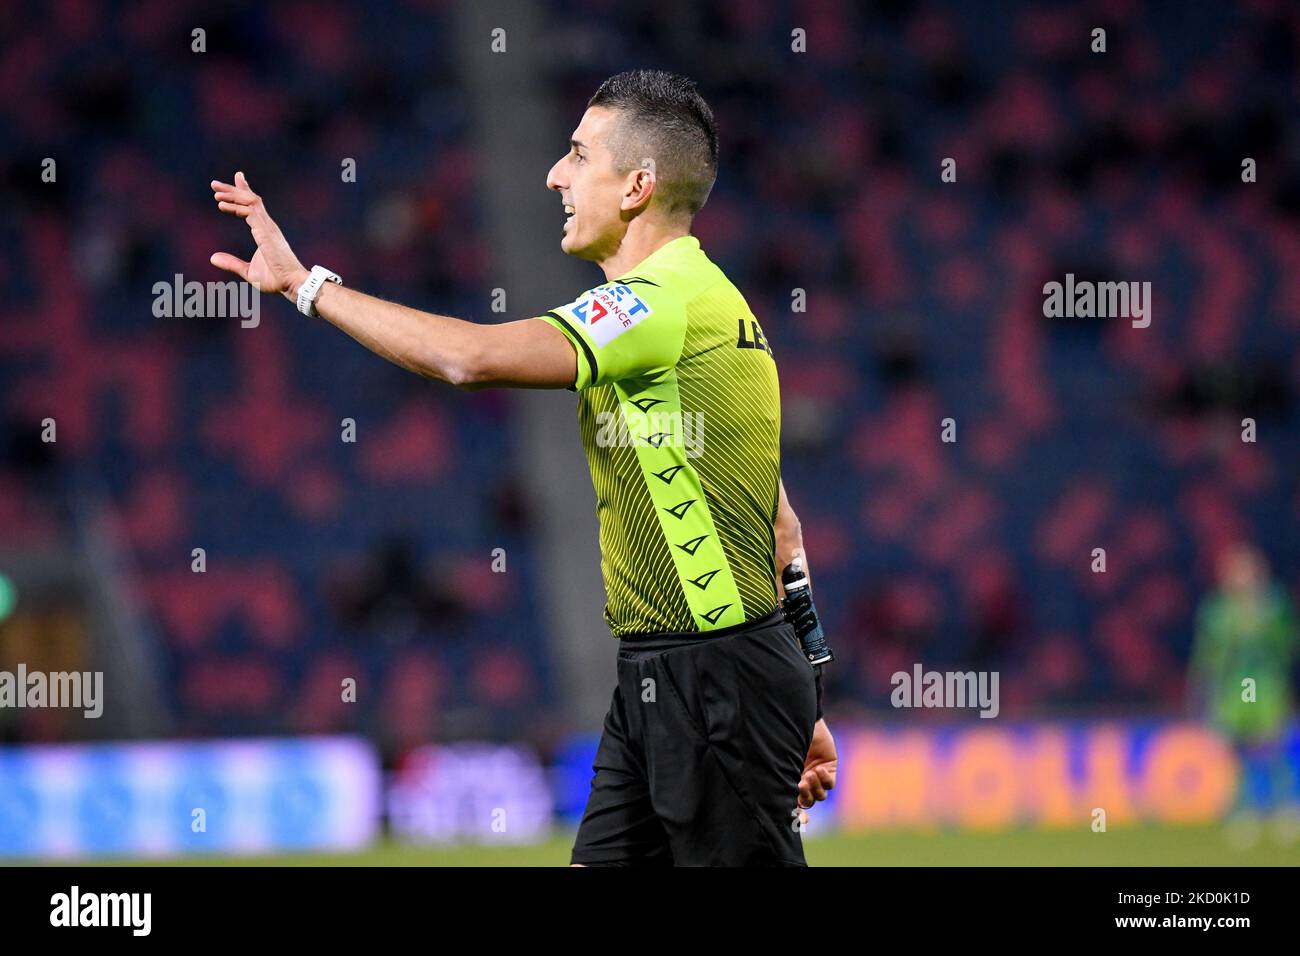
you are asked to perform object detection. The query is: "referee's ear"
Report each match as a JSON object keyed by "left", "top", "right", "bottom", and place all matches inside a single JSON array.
[{"left": 620, "top": 159, "right": 657, "bottom": 215}]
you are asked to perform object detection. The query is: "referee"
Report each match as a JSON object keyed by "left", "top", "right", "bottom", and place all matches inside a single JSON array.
[{"left": 210, "top": 69, "right": 836, "bottom": 866}]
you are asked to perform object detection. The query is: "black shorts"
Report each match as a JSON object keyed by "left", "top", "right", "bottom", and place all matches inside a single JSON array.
[{"left": 570, "top": 609, "right": 818, "bottom": 867}]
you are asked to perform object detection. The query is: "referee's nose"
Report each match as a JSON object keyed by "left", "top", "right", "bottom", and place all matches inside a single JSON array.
[{"left": 546, "top": 155, "right": 566, "bottom": 193}]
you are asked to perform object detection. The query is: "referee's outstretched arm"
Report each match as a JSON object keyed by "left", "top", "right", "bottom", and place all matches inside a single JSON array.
[{"left": 209, "top": 172, "right": 584, "bottom": 391}]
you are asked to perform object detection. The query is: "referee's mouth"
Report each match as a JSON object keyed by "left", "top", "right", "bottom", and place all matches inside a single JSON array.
[{"left": 563, "top": 201, "right": 575, "bottom": 231}]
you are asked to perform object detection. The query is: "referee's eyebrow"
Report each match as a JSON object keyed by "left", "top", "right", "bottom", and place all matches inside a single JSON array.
[{"left": 570, "top": 138, "right": 586, "bottom": 151}]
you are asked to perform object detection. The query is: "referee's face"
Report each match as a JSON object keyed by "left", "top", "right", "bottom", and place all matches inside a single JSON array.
[{"left": 547, "top": 107, "right": 632, "bottom": 262}]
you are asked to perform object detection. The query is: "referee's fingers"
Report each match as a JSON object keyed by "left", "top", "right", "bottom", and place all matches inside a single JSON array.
[
  {"left": 211, "top": 178, "right": 260, "bottom": 208},
  {"left": 209, "top": 252, "right": 250, "bottom": 281},
  {"left": 800, "top": 769, "right": 828, "bottom": 803}
]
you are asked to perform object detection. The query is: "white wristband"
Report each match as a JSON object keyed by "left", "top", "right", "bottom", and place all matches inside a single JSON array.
[{"left": 296, "top": 265, "right": 342, "bottom": 317}]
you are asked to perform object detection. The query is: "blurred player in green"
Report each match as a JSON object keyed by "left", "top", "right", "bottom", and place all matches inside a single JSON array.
[{"left": 1190, "top": 542, "right": 1299, "bottom": 845}]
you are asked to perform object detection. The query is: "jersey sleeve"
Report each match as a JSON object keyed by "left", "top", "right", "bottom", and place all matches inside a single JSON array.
[{"left": 536, "top": 280, "right": 687, "bottom": 391}]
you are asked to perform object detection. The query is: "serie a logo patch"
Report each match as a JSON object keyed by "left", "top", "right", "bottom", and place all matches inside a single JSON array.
[{"left": 568, "top": 283, "right": 653, "bottom": 347}]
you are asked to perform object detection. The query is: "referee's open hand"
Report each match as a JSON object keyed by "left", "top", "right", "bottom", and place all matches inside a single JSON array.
[
  {"left": 210, "top": 171, "right": 310, "bottom": 299},
  {"left": 797, "top": 718, "right": 837, "bottom": 823}
]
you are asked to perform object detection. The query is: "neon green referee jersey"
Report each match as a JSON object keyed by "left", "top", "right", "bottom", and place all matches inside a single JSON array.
[{"left": 538, "top": 235, "right": 781, "bottom": 638}]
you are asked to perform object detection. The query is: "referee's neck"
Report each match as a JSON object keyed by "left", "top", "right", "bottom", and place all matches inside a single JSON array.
[{"left": 598, "top": 221, "right": 691, "bottom": 281}]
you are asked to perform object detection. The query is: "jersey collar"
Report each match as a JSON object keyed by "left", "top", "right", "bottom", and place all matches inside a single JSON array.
[{"left": 619, "top": 235, "right": 700, "bottom": 280}]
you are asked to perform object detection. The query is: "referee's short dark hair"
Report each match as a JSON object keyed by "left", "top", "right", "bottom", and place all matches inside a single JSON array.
[{"left": 589, "top": 70, "right": 719, "bottom": 219}]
